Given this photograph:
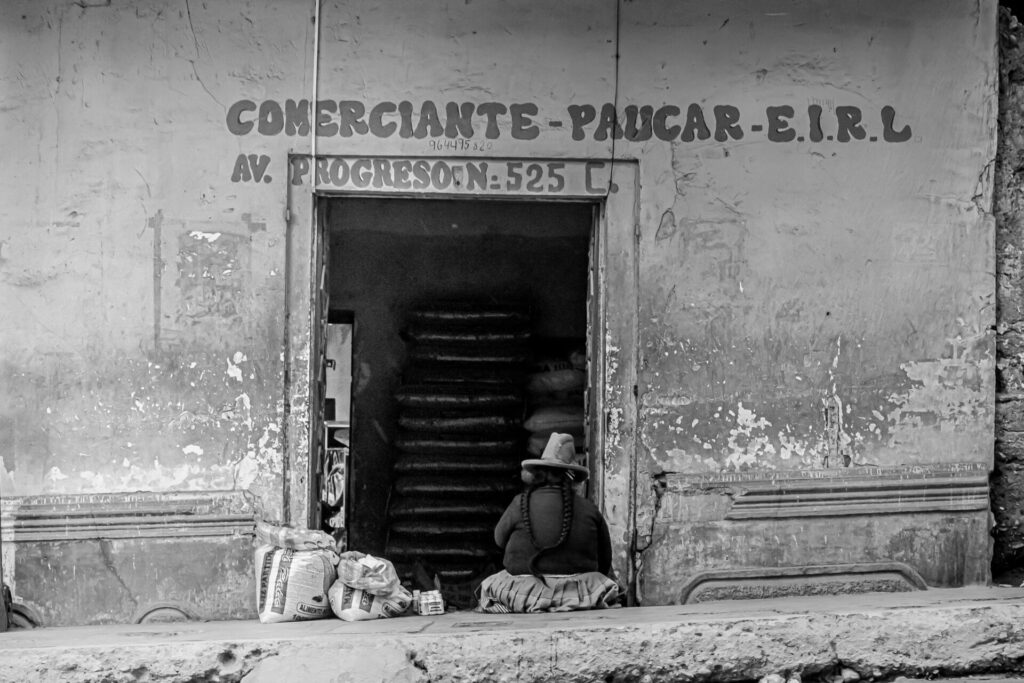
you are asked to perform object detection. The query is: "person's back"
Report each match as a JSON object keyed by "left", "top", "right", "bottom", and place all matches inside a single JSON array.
[
  {"left": 477, "top": 432, "right": 622, "bottom": 613},
  {"left": 496, "top": 485, "right": 612, "bottom": 576}
]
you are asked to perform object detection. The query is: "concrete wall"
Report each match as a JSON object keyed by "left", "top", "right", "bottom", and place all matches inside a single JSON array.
[
  {"left": 621, "top": 0, "right": 998, "bottom": 598},
  {"left": 625, "top": 1, "right": 995, "bottom": 474},
  {"left": 0, "top": 0, "right": 308, "bottom": 505},
  {"left": 0, "top": 0, "right": 999, "bottom": 623},
  {"left": 0, "top": 0, "right": 313, "bottom": 625}
]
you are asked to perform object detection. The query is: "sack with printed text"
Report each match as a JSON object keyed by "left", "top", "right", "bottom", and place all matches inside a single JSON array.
[{"left": 255, "top": 523, "right": 339, "bottom": 624}]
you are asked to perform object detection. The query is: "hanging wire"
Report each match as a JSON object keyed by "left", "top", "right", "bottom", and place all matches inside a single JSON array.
[{"left": 607, "top": 0, "right": 623, "bottom": 194}]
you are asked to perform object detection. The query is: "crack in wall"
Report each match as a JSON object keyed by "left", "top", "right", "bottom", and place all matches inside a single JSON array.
[
  {"left": 975, "top": 157, "right": 997, "bottom": 215},
  {"left": 183, "top": 0, "right": 224, "bottom": 110},
  {"left": 99, "top": 539, "right": 138, "bottom": 606},
  {"left": 631, "top": 470, "right": 668, "bottom": 603}
]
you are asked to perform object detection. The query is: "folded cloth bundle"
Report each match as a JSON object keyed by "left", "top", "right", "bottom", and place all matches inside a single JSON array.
[{"left": 476, "top": 570, "right": 621, "bottom": 613}]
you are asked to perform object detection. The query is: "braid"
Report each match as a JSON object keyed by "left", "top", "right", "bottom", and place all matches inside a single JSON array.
[
  {"left": 520, "top": 487, "right": 535, "bottom": 546},
  {"left": 525, "top": 472, "right": 576, "bottom": 580},
  {"left": 556, "top": 477, "right": 575, "bottom": 548}
]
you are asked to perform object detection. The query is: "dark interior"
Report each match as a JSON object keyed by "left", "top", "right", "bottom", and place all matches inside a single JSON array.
[{"left": 322, "top": 197, "right": 594, "bottom": 598}]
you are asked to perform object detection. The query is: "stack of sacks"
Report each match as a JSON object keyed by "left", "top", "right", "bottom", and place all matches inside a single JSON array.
[
  {"left": 523, "top": 351, "right": 586, "bottom": 457},
  {"left": 386, "top": 301, "right": 531, "bottom": 604},
  {"left": 254, "top": 523, "right": 412, "bottom": 623}
]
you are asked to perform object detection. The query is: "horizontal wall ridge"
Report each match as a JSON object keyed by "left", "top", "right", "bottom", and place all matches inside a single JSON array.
[
  {"left": 4, "top": 490, "right": 257, "bottom": 542},
  {"left": 664, "top": 463, "right": 990, "bottom": 519}
]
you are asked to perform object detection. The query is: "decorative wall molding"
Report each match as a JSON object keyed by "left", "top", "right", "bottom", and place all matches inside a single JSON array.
[
  {"left": 4, "top": 490, "right": 257, "bottom": 542},
  {"left": 676, "top": 562, "right": 929, "bottom": 604},
  {"left": 666, "top": 463, "right": 989, "bottom": 520}
]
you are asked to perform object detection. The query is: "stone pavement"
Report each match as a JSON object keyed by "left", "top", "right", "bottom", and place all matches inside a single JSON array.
[{"left": 2, "top": 587, "right": 1024, "bottom": 682}]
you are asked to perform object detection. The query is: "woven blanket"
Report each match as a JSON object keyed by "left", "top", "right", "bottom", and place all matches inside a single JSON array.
[{"left": 477, "top": 570, "right": 621, "bottom": 613}]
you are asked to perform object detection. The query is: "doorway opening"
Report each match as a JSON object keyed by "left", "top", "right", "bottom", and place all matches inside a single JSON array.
[{"left": 312, "top": 196, "right": 598, "bottom": 604}]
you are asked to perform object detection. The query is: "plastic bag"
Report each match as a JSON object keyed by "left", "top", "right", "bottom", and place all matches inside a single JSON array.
[
  {"left": 328, "top": 581, "right": 412, "bottom": 621},
  {"left": 335, "top": 551, "right": 401, "bottom": 596},
  {"left": 255, "top": 521, "right": 338, "bottom": 553}
]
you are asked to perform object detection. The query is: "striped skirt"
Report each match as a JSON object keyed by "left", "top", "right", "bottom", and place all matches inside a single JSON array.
[{"left": 477, "top": 570, "right": 622, "bottom": 613}]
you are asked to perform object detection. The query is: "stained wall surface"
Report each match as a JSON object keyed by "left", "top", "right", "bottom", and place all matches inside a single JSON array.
[
  {"left": 0, "top": 0, "right": 997, "bottom": 624},
  {"left": 0, "top": 0, "right": 314, "bottom": 625},
  {"left": 614, "top": 1, "right": 998, "bottom": 599},
  {"left": 622, "top": 0, "right": 996, "bottom": 475}
]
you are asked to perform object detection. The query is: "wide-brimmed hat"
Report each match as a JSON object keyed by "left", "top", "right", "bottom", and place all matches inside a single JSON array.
[{"left": 521, "top": 432, "right": 589, "bottom": 480}]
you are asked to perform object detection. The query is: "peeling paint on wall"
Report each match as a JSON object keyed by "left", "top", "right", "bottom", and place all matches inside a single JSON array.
[
  {"left": 604, "top": 335, "right": 623, "bottom": 460},
  {"left": 641, "top": 341, "right": 993, "bottom": 476},
  {"left": 176, "top": 230, "right": 249, "bottom": 331},
  {"left": 722, "top": 402, "right": 776, "bottom": 470},
  {"left": 821, "top": 394, "right": 853, "bottom": 468},
  {"left": 0, "top": 347, "right": 284, "bottom": 512},
  {"left": 885, "top": 354, "right": 994, "bottom": 454}
]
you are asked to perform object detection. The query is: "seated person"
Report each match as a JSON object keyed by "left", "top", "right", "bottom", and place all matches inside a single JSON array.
[{"left": 477, "top": 432, "right": 622, "bottom": 613}]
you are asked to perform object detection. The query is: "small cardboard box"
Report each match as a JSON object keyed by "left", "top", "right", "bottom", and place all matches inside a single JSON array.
[{"left": 416, "top": 590, "right": 445, "bottom": 616}]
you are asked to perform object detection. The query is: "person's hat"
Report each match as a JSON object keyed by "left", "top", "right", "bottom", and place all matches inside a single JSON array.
[{"left": 521, "top": 432, "right": 589, "bottom": 480}]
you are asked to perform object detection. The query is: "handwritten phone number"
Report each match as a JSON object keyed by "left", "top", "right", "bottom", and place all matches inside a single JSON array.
[{"left": 428, "top": 138, "right": 494, "bottom": 153}]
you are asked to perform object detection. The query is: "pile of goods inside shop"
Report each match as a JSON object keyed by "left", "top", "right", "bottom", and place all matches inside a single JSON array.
[
  {"left": 256, "top": 299, "right": 589, "bottom": 622},
  {"left": 386, "top": 301, "right": 532, "bottom": 606}
]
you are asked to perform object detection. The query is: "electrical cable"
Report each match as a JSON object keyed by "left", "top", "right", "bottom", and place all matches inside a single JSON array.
[
  {"left": 311, "top": 0, "right": 322, "bottom": 162},
  {"left": 607, "top": 0, "right": 622, "bottom": 194}
]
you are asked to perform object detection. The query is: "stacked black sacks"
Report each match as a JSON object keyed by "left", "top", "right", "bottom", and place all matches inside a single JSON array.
[{"left": 386, "top": 302, "right": 531, "bottom": 605}]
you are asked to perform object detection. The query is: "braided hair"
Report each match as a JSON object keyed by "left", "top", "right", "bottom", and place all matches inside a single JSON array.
[{"left": 520, "top": 467, "right": 575, "bottom": 581}]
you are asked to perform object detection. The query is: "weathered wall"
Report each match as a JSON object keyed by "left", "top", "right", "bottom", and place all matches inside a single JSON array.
[
  {"left": 625, "top": 0, "right": 995, "bottom": 474},
  {"left": 995, "top": 6, "right": 1024, "bottom": 584},
  {"left": 621, "top": 0, "right": 998, "bottom": 599},
  {"left": 303, "top": 0, "right": 997, "bottom": 599},
  {"left": 0, "top": 0, "right": 1000, "bottom": 623},
  {"left": 0, "top": 0, "right": 307, "bottom": 505},
  {"left": 0, "top": 0, "right": 314, "bottom": 624}
]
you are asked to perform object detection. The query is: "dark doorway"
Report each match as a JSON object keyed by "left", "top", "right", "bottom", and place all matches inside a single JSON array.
[{"left": 317, "top": 196, "right": 595, "bottom": 596}]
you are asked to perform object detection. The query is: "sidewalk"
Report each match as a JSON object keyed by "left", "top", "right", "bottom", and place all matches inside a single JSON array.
[{"left": 2, "top": 587, "right": 1024, "bottom": 682}]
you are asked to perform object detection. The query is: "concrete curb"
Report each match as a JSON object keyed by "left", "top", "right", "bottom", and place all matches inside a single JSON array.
[{"left": 2, "top": 588, "right": 1024, "bottom": 682}]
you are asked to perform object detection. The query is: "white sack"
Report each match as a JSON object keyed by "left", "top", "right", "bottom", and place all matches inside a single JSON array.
[
  {"left": 328, "top": 580, "right": 412, "bottom": 621},
  {"left": 256, "top": 544, "right": 337, "bottom": 623}
]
